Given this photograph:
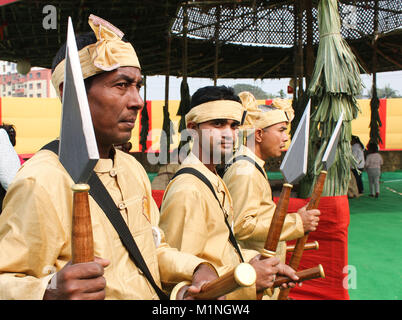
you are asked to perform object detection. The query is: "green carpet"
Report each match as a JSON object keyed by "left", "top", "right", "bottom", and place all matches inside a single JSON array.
[{"left": 348, "top": 171, "right": 402, "bottom": 300}]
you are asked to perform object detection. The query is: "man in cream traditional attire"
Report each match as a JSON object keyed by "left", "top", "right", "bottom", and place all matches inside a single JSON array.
[
  {"left": 223, "top": 92, "right": 321, "bottom": 299},
  {"left": 0, "top": 15, "right": 218, "bottom": 300},
  {"left": 159, "top": 86, "right": 299, "bottom": 300}
]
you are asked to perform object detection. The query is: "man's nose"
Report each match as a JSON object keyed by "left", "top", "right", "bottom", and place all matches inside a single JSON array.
[
  {"left": 127, "top": 86, "right": 144, "bottom": 110},
  {"left": 222, "top": 125, "right": 236, "bottom": 139}
]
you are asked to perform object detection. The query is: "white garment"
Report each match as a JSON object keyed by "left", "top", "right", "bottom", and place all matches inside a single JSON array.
[
  {"left": 367, "top": 168, "right": 381, "bottom": 195},
  {"left": 365, "top": 153, "right": 383, "bottom": 169},
  {"left": 352, "top": 143, "right": 365, "bottom": 169},
  {"left": 0, "top": 129, "right": 21, "bottom": 190}
]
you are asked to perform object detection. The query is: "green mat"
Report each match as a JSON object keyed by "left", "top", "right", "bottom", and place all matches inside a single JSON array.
[{"left": 348, "top": 171, "right": 402, "bottom": 300}]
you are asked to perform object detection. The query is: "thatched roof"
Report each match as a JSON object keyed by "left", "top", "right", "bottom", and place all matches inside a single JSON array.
[{"left": 0, "top": 0, "right": 401, "bottom": 79}]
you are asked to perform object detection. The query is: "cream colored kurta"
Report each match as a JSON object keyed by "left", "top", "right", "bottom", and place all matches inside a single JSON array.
[
  {"left": 223, "top": 146, "right": 304, "bottom": 262},
  {"left": 223, "top": 146, "right": 304, "bottom": 298},
  {"left": 224, "top": 145, "right": 304, "bottom": 256},
  {"left": 0, "top": 149, "right": 206, "bottom": 300},
  {"left": 159, "top": 152, "right": 259, "bottom": 300}
]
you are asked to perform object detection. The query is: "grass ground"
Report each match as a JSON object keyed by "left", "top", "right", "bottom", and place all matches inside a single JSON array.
[{"left": 347, "top": 171, "right": 402, "bottom": 300}]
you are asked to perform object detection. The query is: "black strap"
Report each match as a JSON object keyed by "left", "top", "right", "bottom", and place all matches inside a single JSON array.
[
  {"left": 172, "top": 167, "right": 244, "bottom": 262},
  {"left": 224, "top": 155, "right": 266, "bottom": 179},
  {"left": 41, "top": 140, "right": 168, "bottom": 300},
  {"left": 87, "top": 174, "right": 168, "bottom": 300},
  {"left": 0, "top": 184, "right": 6, "bottom": 215}
]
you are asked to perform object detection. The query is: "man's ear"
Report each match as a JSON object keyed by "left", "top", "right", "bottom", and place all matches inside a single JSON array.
[
  {"left": 186, "top": 121, "right": 200, "bottom": 141},
  {"left": 255, "top": 128, "right": 263, "bottom": 143},
  {"left": 186, "top": 121, "right": 197, "bottom": 131}
]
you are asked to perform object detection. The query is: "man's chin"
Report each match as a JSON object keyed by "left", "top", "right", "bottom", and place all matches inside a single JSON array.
[
  {"left": 114, "top": 135, "right": 132, "bottom": 147},
  {"left": 221, "top": 147, "right": 234, "bottom": 160}
]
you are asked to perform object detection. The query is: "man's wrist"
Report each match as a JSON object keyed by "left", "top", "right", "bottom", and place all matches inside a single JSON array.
[{"left": 193, "top": 262, "right": 218, "bottom": 276}]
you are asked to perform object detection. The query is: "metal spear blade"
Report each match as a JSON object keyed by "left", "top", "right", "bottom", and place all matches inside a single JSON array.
[
  {"left": 279, "top": 101, "right": 310, "bottom": 184},
  {"left": 59, "top": 17, "right": 99, "bottom": 183},
  {"left": 322, "top": 111, "right": 344, "bottom": 171}
]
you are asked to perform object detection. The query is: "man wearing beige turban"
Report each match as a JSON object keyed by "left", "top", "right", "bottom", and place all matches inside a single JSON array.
[
  {"left": 223, "top": 91, "right": 321, "bottom": 299},
  {"left": 159, "top": 86, "right": 300, "bottom": 299},
  {"left": 0, "top": 15, "right": 219, "bottom": 300}
]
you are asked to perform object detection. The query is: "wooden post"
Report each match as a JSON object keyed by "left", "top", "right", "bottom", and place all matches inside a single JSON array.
[
  {"left": 165, "top": 33, "right": 171, "bottom": 111},
  {"left": 372, "top": 0, "right": 378, "bottom": 95},
  {"left": 297, "top": 0, "right": 304, "bottom": 99},
  {"left": 305, "top": 0, "right": 314, "bottom": 89},
  {"left": 182, "top": 3, "right": 188, "bottom": 84},
  {"left": 214, "top": 5, "right": 221, "bottom": 85},
  {"left": 369, "top": 0, "right": 382, "bottom": 147},
  {"left": 292, "top": 1, "right": 298, "bottom": 107}
]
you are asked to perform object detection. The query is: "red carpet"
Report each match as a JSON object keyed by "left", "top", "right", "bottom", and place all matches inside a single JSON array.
[{"left": 152, "top": 190, "right": 350, "bottom": 300}]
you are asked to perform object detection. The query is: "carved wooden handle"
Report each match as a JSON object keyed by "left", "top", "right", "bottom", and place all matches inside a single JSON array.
[
  {"left": 262, "top": 183, "right": 293, "bottom": 256},
  {"left": 273, "top": 264, "right": 325, "bottom": 288},
  {"left": 256, "top": 183, "right": 293, "bottom": 300},
  {"left": 170, "top": 263, "right": 256, "bottom": 300},
  {"left": 306, "top": 170, "right": 327, "bottom": 211},
  {"left": 71, "top": 184, "right": 94, "bottom": 264},
  {"left": 278, "top": 171, "right": 327, "bottom": 300},
  {"left": 287, "top": 241, "right": 319, "bottom": 252}
]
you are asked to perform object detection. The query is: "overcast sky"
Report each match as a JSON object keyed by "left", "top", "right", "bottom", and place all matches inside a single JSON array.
[{"left": 143, "top": 70, "right": 402, "bottom": 101}]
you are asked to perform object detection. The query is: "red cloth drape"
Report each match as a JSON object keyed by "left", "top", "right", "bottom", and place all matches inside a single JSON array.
[
  {"left": 152, "top": 190, "right": 350, "bottom": 300},
  {"left": 280, "top": 195, "right": 350, "bottom": 300}
]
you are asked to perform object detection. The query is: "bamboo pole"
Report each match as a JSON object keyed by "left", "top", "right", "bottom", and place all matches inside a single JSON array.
[
  {"left": 305, "top": 0, "right": 314, "bottom": 88},
  {"left": 214, "top": 5, "right": 221, "bottom": 85},
  {"left": 297, "top": 0, "right": 304, "bottom": 98},
  {"left": 292, "top": 1, "right": 298, "bottom": 105},
  {"left": 369, "top": 0, "right": 382, "bottom": 147},
  {"left": 165, "top": 32, "right": 171, "bottom": 110},
  {"left": 182, "top": 3, "right": 189, "bottom": 84}
]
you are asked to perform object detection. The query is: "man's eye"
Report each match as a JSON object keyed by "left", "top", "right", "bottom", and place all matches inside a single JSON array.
[
  {"left": 213, "top": 121, "right": 224, "bottom": 127},
  {"left": 116, "top": 82, "right": 129, "bottom": 88}
]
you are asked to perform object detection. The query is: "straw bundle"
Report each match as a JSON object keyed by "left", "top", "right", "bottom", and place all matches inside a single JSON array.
[{"left": 306, "top": 0, "right": 363, "bottom": 196}]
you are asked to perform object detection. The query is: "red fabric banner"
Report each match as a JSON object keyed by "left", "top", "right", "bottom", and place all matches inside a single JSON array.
[
  {"left": 0, "top": 0, "right": 19, "bottom": 6},
  {"left": 379, "top": 98, "right": 387, "bottom": 151},
  {"left": 282, "top": 195, "right": 350, "bottom": 300},
  {"left": 152, "top": 190, "right": 350, "bottom": 300},
  {"left": 152, "top": 190, "right": 164, "bottom": 210}
]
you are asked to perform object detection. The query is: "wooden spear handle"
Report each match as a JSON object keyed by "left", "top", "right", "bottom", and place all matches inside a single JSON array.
[
  {"left": 71, "top": 184, "right": 94, "bottom": 264},
  {"left": 256, "top": 183, "right": 293, "bottom": 300},
  {"left": 306, "top": 170, "right": 327, "bottom": 211},
  {"left": 287, "top": 241, "right": 319, "bottom": 252},
  {"left": 170, "top": 263, "right": 256, "bottom": 300},
  {"left": 262, "top": 183, "right": 293, "bottom": 257},
  {"left": 273, "top": 264, "right": 325, "bottom": 288},
  {"left": 278, "top": 170, "right": 327, "bottom": 300}
]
